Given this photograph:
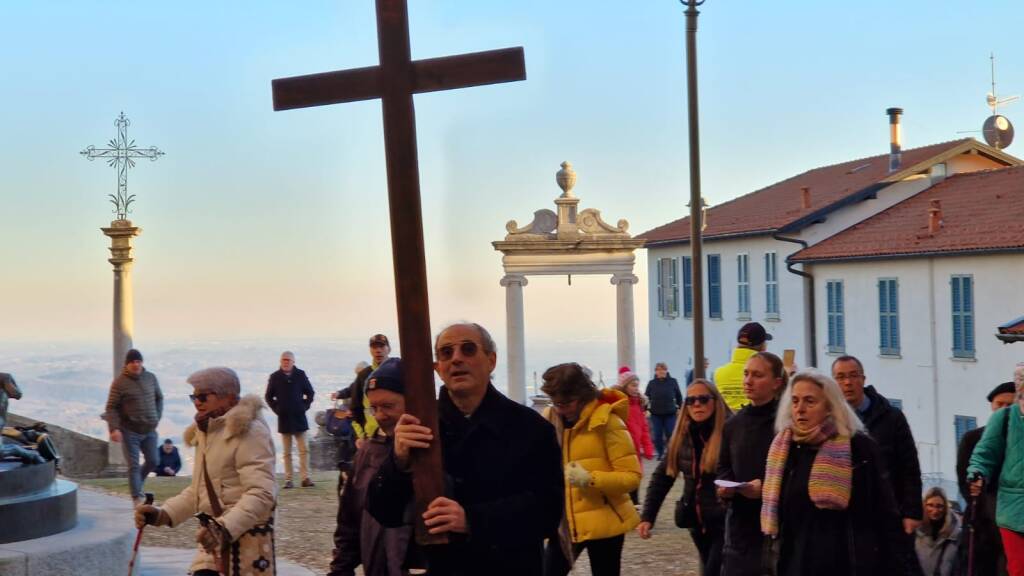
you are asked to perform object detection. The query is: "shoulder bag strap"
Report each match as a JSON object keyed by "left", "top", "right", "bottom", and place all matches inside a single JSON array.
[{"left": 202, "top": 456, "right": 225, "bottom": 517}]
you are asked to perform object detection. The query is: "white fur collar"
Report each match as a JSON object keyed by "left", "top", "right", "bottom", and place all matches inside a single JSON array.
[{"left": 184, "top": 394, "right": 265, "bottom": 446}]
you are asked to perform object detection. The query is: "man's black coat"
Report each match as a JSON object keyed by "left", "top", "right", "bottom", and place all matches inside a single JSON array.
[
  {"left": 368, "top": 384, "right": 563, "bottom": 576},
  {"left": 265, "top": 367, "right": 315, "bottom": 434}
]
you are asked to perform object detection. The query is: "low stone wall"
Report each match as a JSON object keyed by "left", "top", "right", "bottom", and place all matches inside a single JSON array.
[{"left": 6, "top": 413, "right": 124, "bottom": 479}]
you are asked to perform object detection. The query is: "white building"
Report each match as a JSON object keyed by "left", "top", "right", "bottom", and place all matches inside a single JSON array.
[{"left": 638, "top": 116, "right": 1024, "bottom": 486}]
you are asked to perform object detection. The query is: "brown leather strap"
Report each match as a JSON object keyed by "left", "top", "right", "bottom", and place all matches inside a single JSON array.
[{"left": 201, "top": 456, "right": 224, "bottom": 517}]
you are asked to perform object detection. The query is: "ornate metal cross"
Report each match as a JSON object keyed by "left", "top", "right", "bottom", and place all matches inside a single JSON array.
[
  {"left": 81, "top": 112, "right": 164, "bottom": 220},
  {"left": 272, "top": 0, "right": 525, "bottom": 544}
]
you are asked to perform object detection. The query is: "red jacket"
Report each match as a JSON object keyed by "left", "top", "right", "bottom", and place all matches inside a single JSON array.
[{"left": 624, "top": 394, "right": 654, "bottom": 460}]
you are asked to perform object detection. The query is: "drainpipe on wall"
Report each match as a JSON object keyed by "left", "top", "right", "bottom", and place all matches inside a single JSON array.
[
  {"left": 927, "top": 257, "right": 942, "bottom": 475},
  {"left": 774, "top": 233, "right": 818, "bottom": 369}
]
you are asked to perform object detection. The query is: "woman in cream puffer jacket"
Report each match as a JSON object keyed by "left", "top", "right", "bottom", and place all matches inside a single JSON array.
[
  {"left": 541, "top": 363, "right": 641, "bottom": 576},
  {"left": 158, "top": 369, "right": 278, "bottom": 576}
]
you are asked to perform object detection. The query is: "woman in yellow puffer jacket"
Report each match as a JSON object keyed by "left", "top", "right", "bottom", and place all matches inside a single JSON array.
[{"left": 540, "top": 363, "right": 641, "bottom": 576}]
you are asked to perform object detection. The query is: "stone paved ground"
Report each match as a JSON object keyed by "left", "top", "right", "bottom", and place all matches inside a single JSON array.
[{"left": 80, "top": 459, "right": 701, "bottom": 575}]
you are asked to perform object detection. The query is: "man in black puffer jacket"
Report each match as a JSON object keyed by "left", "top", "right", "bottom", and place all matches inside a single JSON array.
[
  {"left": 645, "top": 363, "right": 682, "bottom": 459},
  {"left": 833, "top": 355, "right": 924, "bottom": 575}
]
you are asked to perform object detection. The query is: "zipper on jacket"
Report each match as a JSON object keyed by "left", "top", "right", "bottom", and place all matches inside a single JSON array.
[
  {"left": 565, "top": 428, "right": 579, "bottom": 542},
  {"left": 603, "top": 494, "right": 625, "bottom": 523}
]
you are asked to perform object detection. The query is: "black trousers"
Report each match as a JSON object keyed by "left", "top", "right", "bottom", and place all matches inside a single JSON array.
[
  {"left": 690, "top": 526, "right": 724, "bottom": 576},
  {"left": 543, "top": 534, "right": 625, "bottom": 576}
]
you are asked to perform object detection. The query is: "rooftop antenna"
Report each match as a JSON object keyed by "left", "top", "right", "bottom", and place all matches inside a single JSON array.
[{"left": 983, "top": 53, "right": 1017, "bottom": 149}]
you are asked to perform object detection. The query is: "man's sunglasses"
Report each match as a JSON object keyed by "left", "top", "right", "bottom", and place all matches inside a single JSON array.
[
  {"left": 437, "top": 341, "right": 479, "bottom": 361},
  {"left": 189, "top": 392, "right": 218, "bottom": 403},
  {"left": 684, "top": 394, "right": 713, "bottom": 406}
]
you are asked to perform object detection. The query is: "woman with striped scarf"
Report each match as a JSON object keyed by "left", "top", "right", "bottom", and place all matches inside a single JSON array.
[{"left": 760, "top": 370, "right": 907, "bottom": 576}]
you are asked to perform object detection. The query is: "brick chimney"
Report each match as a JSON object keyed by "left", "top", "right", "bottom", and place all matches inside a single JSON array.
[
  {"left": 801, "top": 186, "right": 811, "bottom": 209},
  {"left": 928, "top": 199, "right": 942, "bottom": 234},
  {"left": 887, "top": 107, "right": 903, "bottom": 173}
]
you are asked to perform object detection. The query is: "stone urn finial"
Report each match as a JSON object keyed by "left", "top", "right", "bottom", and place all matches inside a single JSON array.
[{"left": 556, "top": 161, "right": 577, "bottom": 198}]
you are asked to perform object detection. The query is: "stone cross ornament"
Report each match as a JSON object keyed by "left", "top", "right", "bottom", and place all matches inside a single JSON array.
[{"left": 271, "top": 0, "right": 526, "bottom": 544}]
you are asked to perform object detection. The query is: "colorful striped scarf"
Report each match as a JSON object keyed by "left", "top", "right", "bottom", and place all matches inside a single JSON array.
[{"left": 760, "top": 420, "right": 852, "bottom": 536}]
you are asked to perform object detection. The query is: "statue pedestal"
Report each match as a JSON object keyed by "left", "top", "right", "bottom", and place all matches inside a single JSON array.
[{"left": 0, "top": 461, "right": 77, "bottom": 543}]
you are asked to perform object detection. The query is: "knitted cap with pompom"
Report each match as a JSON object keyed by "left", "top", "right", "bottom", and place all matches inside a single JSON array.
[{"left": 617, "top": 367, "right": 638, "bottom": 388}]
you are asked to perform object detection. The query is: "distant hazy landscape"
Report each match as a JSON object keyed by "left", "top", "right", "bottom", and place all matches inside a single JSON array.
[{"left": 0, "top": 337, "right": 648, "bottom": 473}]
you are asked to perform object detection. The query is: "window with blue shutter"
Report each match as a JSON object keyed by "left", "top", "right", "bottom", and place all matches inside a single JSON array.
[
  {"left": 708, "top": 254, "right": 722, "bottom": 318},
  {"left": 954, "top": 415, "right": 977, "bottom": 445},
  {"left": 951, "top": 275, "right": 975, "bottom": 358},
  {"left": 682, "top": 256, "right": 693, "bottom": 318},
  {"left": 657, "top": 258, "right": 680, "bottom": 318},
  {"left": 765, "top": 252, "right": 779, "bottom": 316},
  {"left": 879, "top": 278, "right": 900, "bottom": 355},
  {"left": 737, "top": 254, "right": 750, "bottom": 317},
  {"left": 826, "top": 280, "right": 845, "bottom": 353}
]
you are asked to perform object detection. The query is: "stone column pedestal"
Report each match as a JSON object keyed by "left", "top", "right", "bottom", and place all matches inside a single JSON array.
[
  {"left": 500, "top": 274, "right": 528, "bottom": 404},
  {"left": 611, "top": 274, "right": 639, "bottom": 371},
  {"left": 101, "top": 220, "right": 141, "bottom": 378}
]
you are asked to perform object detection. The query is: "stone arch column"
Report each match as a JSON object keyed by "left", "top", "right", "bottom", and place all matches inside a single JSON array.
[
  {"left": 611, "top": 273, "right": 639, "bottom": 372},
  {"left": 500, "top": 274, "right": 528, "bottom": 403}
]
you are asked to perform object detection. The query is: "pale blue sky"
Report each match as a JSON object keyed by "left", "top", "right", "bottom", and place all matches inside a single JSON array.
[{"left": 1, "top": 1, "right": 1020, "bottom": 367}]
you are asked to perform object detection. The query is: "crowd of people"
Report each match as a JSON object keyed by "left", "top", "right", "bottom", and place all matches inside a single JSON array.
[{"left": 100, "top": 320, "right": 1023, "bottom": 576}]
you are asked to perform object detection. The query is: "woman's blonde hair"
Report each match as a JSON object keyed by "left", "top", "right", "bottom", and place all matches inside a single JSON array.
[
  {"left": 666, "top": 379, "right": 731, "bottom": 477},
  {"left": 774, "top": 369, "right": 865, "bottom": 436}
]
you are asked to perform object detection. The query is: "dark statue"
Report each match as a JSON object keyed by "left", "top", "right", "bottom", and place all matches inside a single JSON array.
[{"left": 0, "top": 373, "right": 58, "bottom": 466}]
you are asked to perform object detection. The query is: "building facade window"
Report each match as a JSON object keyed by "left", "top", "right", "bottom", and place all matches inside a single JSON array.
[
  {"left": 954, "top": 415, "right": 977, "bottom": 445},
  {"left": 737, "top": 254, "right": 750, "bottom": 318},
  {"left": 708, "top": 254, "right": 722, "bottom": 319},
  {"left": 878, "top": 278, "right": 900, "bottom": 356},
  {"left": 951, "top": 275, "right": 975, "bottom": 358},
  {"left": 656, "top": 257, "right": 679, "bottom": 318},
  {"left": 826, "top": 280, "right": 845, "bottom": 353},
  {"left": 765, "top": 252, "right": 779, "bottom": 317},
  {"left": 682, "top": 256, "right": 693, "bottom": 318}
]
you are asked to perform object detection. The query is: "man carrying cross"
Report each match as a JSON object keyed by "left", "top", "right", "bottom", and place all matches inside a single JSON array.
[
  {"left": 271, "top": 0, "right": 534, "bottom": 549},
  {"left": 367, "top": 323, "right": 563, "bottom": 575}
]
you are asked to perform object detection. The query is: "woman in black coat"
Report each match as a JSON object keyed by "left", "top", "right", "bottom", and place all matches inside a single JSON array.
[
  {"left": 761, "top": 370, "right": 906, "bottom": 576},
  {"left": 716, "top": 352, "right": 786, "bottom": 576},
  {"left": 638, "top": 378, "right": 731, "bottom": 576}
]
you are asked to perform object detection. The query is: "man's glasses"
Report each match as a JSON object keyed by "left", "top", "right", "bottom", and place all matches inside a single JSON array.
[
  {"left": 189, "top": 392, "right": 218, "bottom": 403},
  {"left": 684, "top": 394, "right": 713, "bottom": 406},
  {"left": 437, "top": 341, "right": 479, "bottom": 361},
  {"left": 833, "top": 372, "right": 864, "bottom": 381}
]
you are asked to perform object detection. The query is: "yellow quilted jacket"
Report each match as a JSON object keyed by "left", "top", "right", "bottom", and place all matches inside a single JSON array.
[{"left": 545, "top": 388, "right": 641, "bottom": 543}]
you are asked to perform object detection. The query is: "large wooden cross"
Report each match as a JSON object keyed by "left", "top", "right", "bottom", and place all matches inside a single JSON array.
[{"left": 272, "top": 0, "right": 525, "bottom": 544}]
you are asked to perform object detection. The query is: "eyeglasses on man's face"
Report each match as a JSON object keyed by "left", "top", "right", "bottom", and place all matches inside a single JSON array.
[
  {"left": 437, "top": 341, "right": 480, "bottom": 362},
  {"left": 368, "top": 402, "right": 400, "bottom": 416},
  {"left": 833, "top": 372, "right": 864, "bottom": 382}
]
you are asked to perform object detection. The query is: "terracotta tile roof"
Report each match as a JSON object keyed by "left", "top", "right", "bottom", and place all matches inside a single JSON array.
[
  {"left": 999, "top": 316, "right": 1024, "bottom": 335},
  {"left": 790, "top": 164, "right": 1024, "bottom": 262},
  {"left": 638, "top": 138, "right": 1011, "bottom": 245}
]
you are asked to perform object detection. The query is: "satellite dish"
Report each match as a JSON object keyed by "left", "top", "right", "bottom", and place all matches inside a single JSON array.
[{"left": 983, "top": 114, "right": 1014, "bottom": 149}]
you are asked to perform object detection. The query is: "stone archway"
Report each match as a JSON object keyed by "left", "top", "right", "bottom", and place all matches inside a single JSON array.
[{"left": 492, "top": 162, "right": 644, "bottom": 403}]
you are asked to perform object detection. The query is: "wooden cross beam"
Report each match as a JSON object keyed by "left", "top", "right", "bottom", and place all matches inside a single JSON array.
[{"left": 271, "top": 0, "right": 526, "bottom": 545}]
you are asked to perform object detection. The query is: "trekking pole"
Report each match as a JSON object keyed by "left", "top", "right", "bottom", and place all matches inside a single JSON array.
[{"left": 128, "top": 492, "right": 155, "bottom": 576}]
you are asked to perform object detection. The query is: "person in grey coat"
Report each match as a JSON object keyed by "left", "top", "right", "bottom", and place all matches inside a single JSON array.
[
  {"left": 914, "top": 487, "right": 962, "bottom": 576},
  {"left": 329, "top": 358, "right": 419, "bottom": 576},
  {"left": 102, "top": 348, "right": 163, "bottom": 505}
]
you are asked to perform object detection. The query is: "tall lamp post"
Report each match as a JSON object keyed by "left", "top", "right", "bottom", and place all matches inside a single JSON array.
[{"left": 683, "top": 0, "right": 707, "bottom": 379}]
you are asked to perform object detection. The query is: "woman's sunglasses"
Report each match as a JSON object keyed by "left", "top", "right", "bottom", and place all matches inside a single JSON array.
[
  {"left": 684, "top": 394, "right": 713, "bottom": 406},
  {"left": 189, "top": 392, "right": 218, "bottom": 403},
  {"left": 437, "top": 341, "right": 479, "bottom": 361}
]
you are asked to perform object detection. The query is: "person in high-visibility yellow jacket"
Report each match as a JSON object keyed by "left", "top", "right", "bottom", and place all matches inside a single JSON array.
[{"left": 714, "top": 322, "right": 772, "bottom": 411}]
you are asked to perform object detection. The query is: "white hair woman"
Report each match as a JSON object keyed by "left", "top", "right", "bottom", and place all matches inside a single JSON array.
[
  {"left": 135, "top": 367, "right": 277, "bottom": 576},
  {"left": 760, "top": 369, "right": 905, "bottom": 576}
]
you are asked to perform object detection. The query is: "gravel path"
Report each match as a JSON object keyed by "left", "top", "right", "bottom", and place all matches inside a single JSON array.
[{"left": 79, "top": 460, "right": 701, "bottom": 575}]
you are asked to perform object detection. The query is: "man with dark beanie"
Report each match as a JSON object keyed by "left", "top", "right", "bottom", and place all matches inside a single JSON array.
[
  {"left": 956, "top": 381, "right": 1016, "bottom": 576},
  {"left": 103, "top": 348, "right": 163, "bottom": 506}
]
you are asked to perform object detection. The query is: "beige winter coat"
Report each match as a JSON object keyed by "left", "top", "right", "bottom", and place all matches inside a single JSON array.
[{"left": 163, "top": 394, "right": 278, "bottom": 575}]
